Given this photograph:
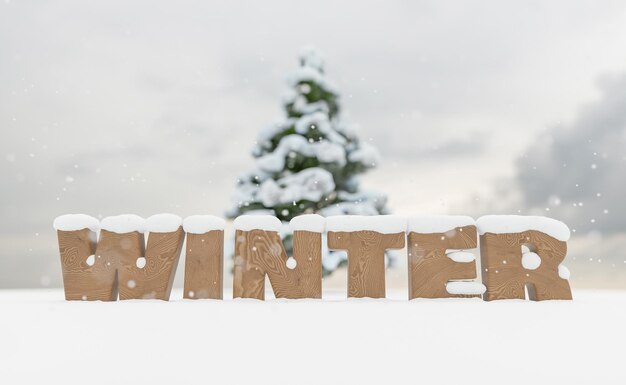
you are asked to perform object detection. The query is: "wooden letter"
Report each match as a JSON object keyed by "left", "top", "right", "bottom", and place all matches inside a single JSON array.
[
  {"left": 57, "top": 227, "right": 116, "bottom": 301},
  {"left": 55, "top": 214, "right": 184, "bottom": 301},
  {"left": 182, "top": 215, "right": 226, "bottom": 299},
  {"left": 407, "top": 216, "right": 483, "bottom": 299},
  {"left": 232, "top": 215, "right": 323, "bottom": 300},
  {"left": 327, "top": 216, "right": 406, "bottom": 298},
  {"left": 118, "top": 227, "right": 184, "bottom": 300},
  {"left": 477, "top": 215, "right": 573, "bottom": 301}
]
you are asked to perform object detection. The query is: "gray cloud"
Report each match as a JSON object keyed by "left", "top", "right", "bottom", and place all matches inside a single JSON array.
[{"left": 515, "top": 73, "right": 626, "bottom": 234}]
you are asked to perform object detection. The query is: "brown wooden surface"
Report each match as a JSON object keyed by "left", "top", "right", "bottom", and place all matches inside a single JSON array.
[
  {"left": 292, "top": 230, "right": 322, "bottom": 298},
  {"left": 233, "top": 229, "right": 322, "bottom": 300},
  {"left": 118, "top": 227, "right": 184, "bottom": 300},
  {"left": 327, "top": 230, "right": 405, "bottom": 298},
  {"left": 480, "top": 230, "right": 572, "bottom": 301},
  {"left": 407, "top": 225, "right": 480, "bottom": 299},
  {"left": 57, "top": 227, "right": 184, "bottom": 301},
  {"left": 58, "top": 229, "right": 116, "bottom": 301},
  {"left": 183, "top": 230, "right": 224, "bottom": 299}
]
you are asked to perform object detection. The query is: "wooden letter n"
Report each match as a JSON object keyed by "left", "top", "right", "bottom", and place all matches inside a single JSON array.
[{"left": 232, "top": 215, "right": 323, "bottom": 300}]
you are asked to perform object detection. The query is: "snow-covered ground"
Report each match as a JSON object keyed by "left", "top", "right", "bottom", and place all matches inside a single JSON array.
[{"left": 0, "top": 289, "right": 624, "bottom": 385}]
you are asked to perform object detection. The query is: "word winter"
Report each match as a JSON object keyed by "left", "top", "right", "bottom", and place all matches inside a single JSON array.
[{"left": 53, "top": 213, "right": 572, "bottom": 302}]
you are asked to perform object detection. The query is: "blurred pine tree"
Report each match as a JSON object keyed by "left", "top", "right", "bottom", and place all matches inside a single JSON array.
[{"left": 227, "top": 47, "right": 391, "bottom": 274}]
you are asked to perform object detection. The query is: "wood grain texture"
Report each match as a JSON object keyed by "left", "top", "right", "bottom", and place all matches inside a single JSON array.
[
  {"left": 480, "top": 230, "right": 572, "bottom": 301},
  {"left": 57, "top": 229, "right": 116, "bottom": 301},
  {"left": 292, "top": 230, "right": 322, "bottom": 298},
  {"left": 56, "top": 227, "right": 184, "bottom": 301},
  {"left": 183, "top": 230, "right": 224, "bottom": 299},
  {"left": 327, "top": 230, "right": 405, "bottom": 298},
  {"left": 232, "top": 229, "right": 322, "bottom": 300},
  {"left": 407, "top": 225, "right": 479, "bottom": 299},
  {"left": 118, "top": 227, "right": 184, "bottom": 301}
]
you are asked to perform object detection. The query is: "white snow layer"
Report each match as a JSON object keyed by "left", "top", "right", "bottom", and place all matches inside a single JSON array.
[
  {"left": 408, "top": 215, "right": 475, "bottom": 233},
  {"left": 256, "top": 120, "right": 292, "bottom": 145},
  {"left": 100, "top": 214, "right": 146, "bottom": 234},
  {"left": 258, "top": 167, "right": 335, "bottom": 207},
  {"left": 289, "top": 214, "right": 326, "bottom": 233},
  {"left": 145, "top": 213, "right": 182, "bottom": 233},
  {"left": 476, "top": 215, "right": 570, "bottom": 241},
  {"left": 319, "top": 190, "right": 387, "bottom": 217},
  {"left": 298, "top": 45, "right": 324, "bottom": 71},
  {"left": 326, "top": 215, "right": 406, "bottom": 234},
  {"left": 234, "top": 215, "right": 282, "bottom": 232},
  {"left": 294, "top": 112, "right": 346, "bottom": 144},
  {"left": 286, "top": 256, "right": 298, "bottom": 269},
  {"left": 183, "top": 215, "right": 226, "bottom": 234},
  {"left": 558, "top": 265, "right": 571, "bottom": 280},
  {"left": 445, "top": 281, "right": 487, "bottom": 295},
  {"left": 287, "top": 65, "right": 338, "bottom": 94},
  {"left": 446, "top": 251, "right": 476, "bottom": 263},
  {"left": 2, "top": 289, "right": 624, "bottom": 385},
  {"left": 53, "top": 214, "right": 100, "bottom": 232},
  {"left": 291, "top": 97, "right": 330, "bottom": 117},
  {"left": 256, "top": 134, "right": 346, "bottom": 173},
  {"left": 320, "top": 202, "right": 380, "bottom": 216},
  {"left": 348, "top": 142, "right": 380, "bottom": 166},
  {"left": 522, "top": 252, "right": 542, "bottom": 270}
]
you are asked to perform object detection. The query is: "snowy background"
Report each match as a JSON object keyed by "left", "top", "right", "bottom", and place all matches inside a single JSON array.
[{"left": 2, "top": 0, "right": 626, "bottom": 289}]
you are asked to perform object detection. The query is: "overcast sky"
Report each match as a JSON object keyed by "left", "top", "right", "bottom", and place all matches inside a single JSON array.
[{"left": 2, "top": 0, "right": 626, "bottom": 288}]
